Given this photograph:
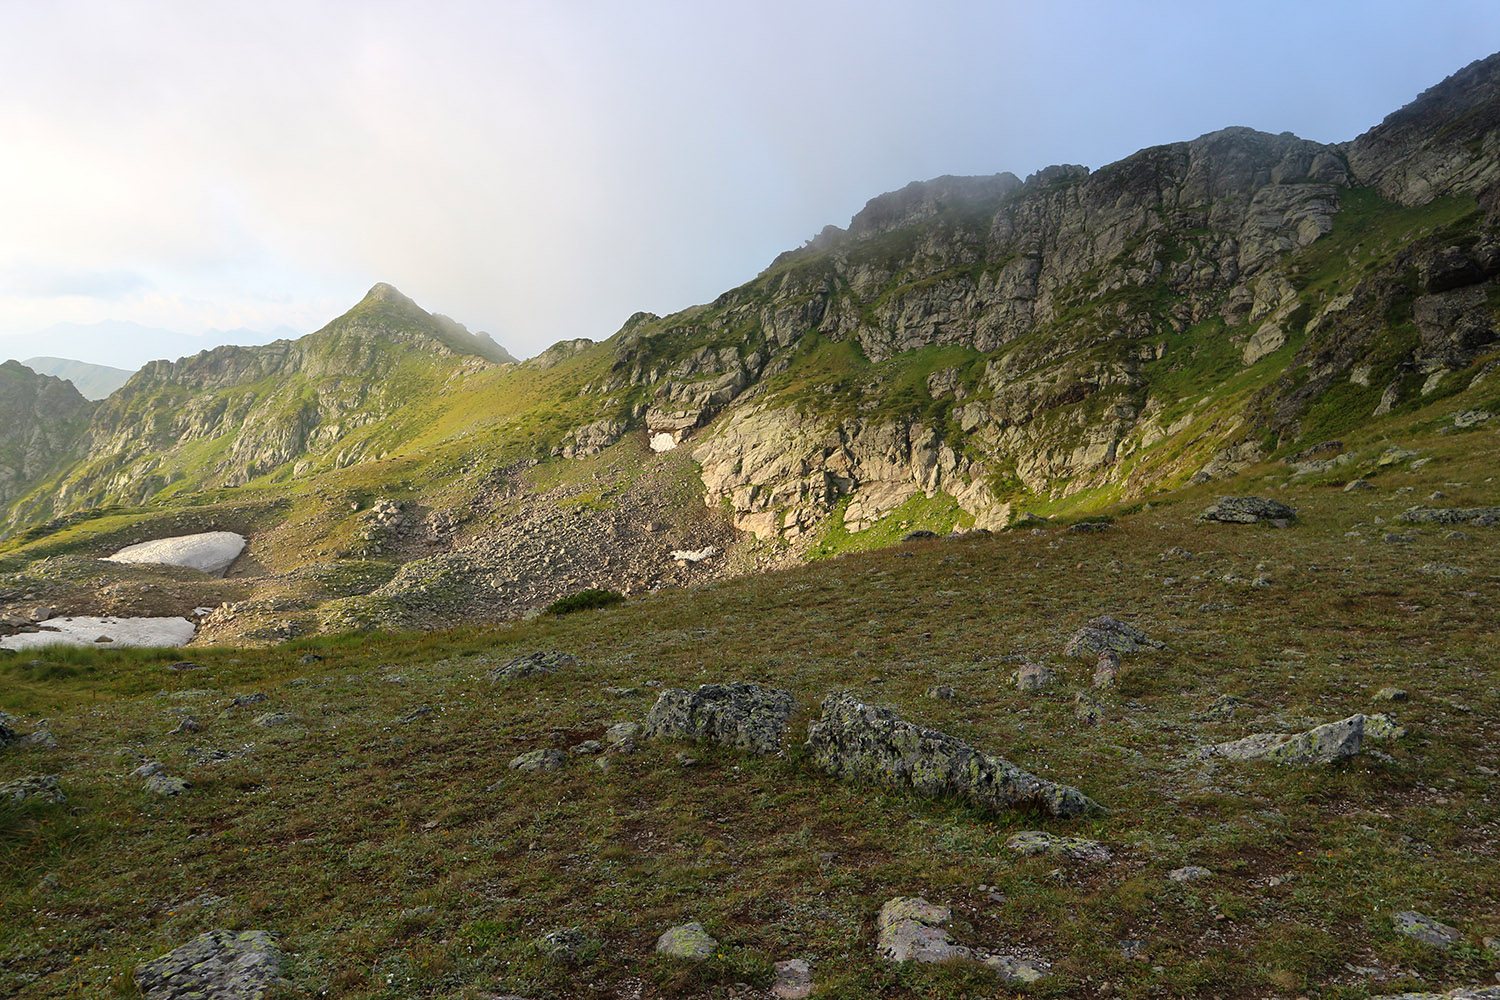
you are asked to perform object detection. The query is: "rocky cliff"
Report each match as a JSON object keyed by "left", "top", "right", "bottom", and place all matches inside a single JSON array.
[{"left": 0, "top": 362, "right": 93, "bottom": 512}]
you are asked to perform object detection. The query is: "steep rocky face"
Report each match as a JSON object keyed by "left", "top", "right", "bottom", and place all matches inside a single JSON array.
[
  {"left": 10, "top": 284, "right": 515, "bottom": 523},
  {"left": 0, "top": 362, "right": 93, "bottom": 510}
]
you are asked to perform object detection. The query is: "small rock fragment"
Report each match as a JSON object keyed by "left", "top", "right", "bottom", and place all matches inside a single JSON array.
[{"left": 655, "top": 921, "right": 717, "bottom": 960}]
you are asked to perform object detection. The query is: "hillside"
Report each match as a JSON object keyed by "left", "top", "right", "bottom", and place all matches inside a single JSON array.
[
  {"left": 0, "top": 362, "right": 93, "bottom": 513},
  {"left": 0, "top": 54, "right": 1497, "bottom": 645}
]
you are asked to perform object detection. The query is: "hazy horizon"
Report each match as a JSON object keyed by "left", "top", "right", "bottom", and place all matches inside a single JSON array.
[{"left": 3, "top": 0, "right": 1500, "bottom": 364}]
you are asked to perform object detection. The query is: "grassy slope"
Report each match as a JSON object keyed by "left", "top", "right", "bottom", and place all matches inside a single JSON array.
[{"left": 2, "top": 381, "right": 1498, "bottom": 999}]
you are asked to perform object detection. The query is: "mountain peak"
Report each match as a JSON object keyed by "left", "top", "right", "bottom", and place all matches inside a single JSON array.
[{"left": 363, "top": 282, "right": 415, "bottom": 306}]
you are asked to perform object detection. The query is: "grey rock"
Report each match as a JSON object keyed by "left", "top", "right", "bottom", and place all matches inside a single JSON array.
[
  {"left": 1393, "top": 910, "right": 1462, "bottom": 949},
  {"left": 1377, "top": 447, "right": 1420, "bottom": 467},
  {"left": 1202, "top": 714, "right": 1365, "bottom": 765},
  {"left": 1419, "top": 562, "right": 1468, "bottom": 577},
  {"left": 12, "top": 729, "right": 58, "bottom": 749},
  {"left": 926, "top": 685, "right": 957, "bottom": 700},
  {"left": 228, "top": 692, "right": 267, "bottom": 708},
  {"left": 537, "top": 926, "right": 598, "bottom": 965},
  {"left": 877, "top": 897, "right": 968, "bottom": 963},
  {"left": 397, "top": 704, "right": 434, "bottom": 723},
  {"left": 1344, "top": 478, "right": 1376, "bottom": 492},
  {"left": 132, "top": 760, "right": 167, "bottom": 778},
  {"left": 1374, "top": 687, "right": 1408, "bottom": 702},
  {"left": 134, "top": 928, "right": 283, "bottom": 1000},
  {"left": 571, "top": 740, "right": 604, "bottom": 754},
  {"left": 166, "top": 660, "right": 204, "bottom": 672},
  {"left": 604, "top": 721, "right": 640, "bottom": 748},
  {"left": 1006, "top": 830, "right": 1112, "bottom": 862},
  {"left": 1192, "top": 694, "right": 1246, "bottom": 721},
  {"left": 1365, "top": 713, "right": 1407, "bottom": 740},
  {"left": 1399, "top": 506, "right": 1500, "bottom": 527},
  {"left": 654, "top": 921, "right": 718, "bottom": 960},
  {"left": 901, "top": 529, "right": 940, "bottom": 541},
  {"left": 509, "top": 748, "right": 566, "bottom": 772},
  {"left": 1063, "top": 615, "right": 1163, "bottom": 658},
  {"left": 1073, "top": 692, "right": 1105, "bottom": 725},
  {"left": 1013, "top": 662, "right": 1055, "bottom": 691},
  {"left": 1366, "top": 989, "right": 1500, "bottom": 1000},
  {"left": 144, "top": 774, "right": 191, "bottom": 796},
  {"left": 1452, "top": 409, "right": 1494, "bottom": 428},
  {"left": 486, "top": 650, "right": 580, "bottom": 682},
  {"left": 252, "top": 712, "right": 292, "bottom": 728},
  {"left": 643, "top": 681, "right": 795, "bottom": 755},
  {"left": 168, "top": 717, "right": 201, "bottom": 736},
  {"left": 1198, "top": 496, "right": 1297, "bottom": 524},
  {"left": 805, "top": 693, "right": 1105, "bottom": 818},
  {"left": 1168, "top": 865, "right": 1212, "bottom": 882},
  {"left": 1093, "top": 649, "right": 1121, "bottom": 688},
  {"left": 773, "top": 958, "right": 814, "bottom": 999},
  {"left": 0, "top": 774, "right": 65, "bottom": 805}
]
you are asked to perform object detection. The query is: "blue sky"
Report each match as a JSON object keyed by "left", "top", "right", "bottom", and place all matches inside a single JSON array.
[{"left": 1, "top": 0, "right": 1498, "bottom": 365}]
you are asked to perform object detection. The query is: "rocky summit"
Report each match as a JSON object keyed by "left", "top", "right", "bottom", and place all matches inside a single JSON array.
[{"left": 3, "top": 50, "right": 1500, "bottom": 1000}]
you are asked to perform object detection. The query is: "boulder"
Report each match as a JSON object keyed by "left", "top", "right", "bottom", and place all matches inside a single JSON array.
[
  {"left": 1201, "top": 714, "right": 1365, "bottom": 765},
  {"left": 643, "top": 681, "right": 795, "bottom": 755},
  {"left": 1006, "top": 830, "right": 1111, "bottom": 862},
  {"left": 144, "top": 774, "right": 192, "bottom": 796},
  {"left": 486, "top": 650, "right": 580, "bottom": 681},
  {"left": 772, "top": 958, "right": 814, "bottom": 999},
  {"left": 804, "top": 693, "right": 1104, "bottom": 818},
  {"left": 1198, "top": 497, "right": 1297, "bottom": 524},
  {"left": 1063, "top": 616, "right": 1163, "bottom": 659},
  {"left": 877, "top": 897, "right": 969, "bottom": 962},
  {"left": 253, "top": 712, "right": 292, "bottom": 728},
  {"left": 0, "top": 774, "right": 65, "bottom": 805},
  {"left": 655, "top": 921, "right": 718, "bottom": 960},
  {"left": 1398, "top": 506, "right": 1500, "bottom": 527},
  {"left": 134, "top": 928, "right": 283, "bottom": 1000},
  {"left": 1013, "top": 662, "right": 1055, "bottom": 691},
  {"left": 1393, "top": 910, "right": 1462, "bottom": 949},
  {"left": 1092, "top": 649, "right": 1121, "bottom": 688},
  {"left": 1168, "top": 865, "right": 1212, "bottom": 882},
  {"left": 509, "top": 748, "right": 566, "bottom": 772}
]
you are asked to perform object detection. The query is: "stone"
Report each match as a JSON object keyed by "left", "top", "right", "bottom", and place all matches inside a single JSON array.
[
  {"left": 926, "top": 685, "right": 957, "bottom": 700},
  {"left": 229, "top": 692, "right": 268, "bottom": 708},
  {"left": 0, "top": 774, "right": 65, "bottom": 805},
  {"left": 397, "top": 704, "right": 434, "bottom": 723},
  {"left": 572, "top": 740, "right": 604, "bottom": 754},
  {"left": 1198, "top": 497, "right": 1297, "bottom": 524},
  {"left": 1067, "top": 520, "right": 1111, "bottom": 533},
  {"left": 805, "top": 693, "right": 1104, "bottom": 818},
  {"left": 509, "top": 748, "right": 566, "bottom": 772},
  {"left": 1168, "top": 865, "right": 1212, "bottom": 882},
  {"left": 772, "top": 959, "right": 814, "bottom": 999},
  {"left": 604, "top": 721, "right": 640, "bottom": 748},
  {"left": 877, "top": 897, "right": 968, "bottom": 963},
  {"left": 1366, "top": 988, "right": 1500, "bottom": 999},
  {"left": 1398, "top": 506, "right": 1500, "bottom": 527},
  {"left": 486, "top": 650, "right": 581, "bottom": 682},
  {"left": 166, "top": 661, "right": 204, "bottom": 672},
  {"left": 655, "top": 922, "right": 718, "bottom": 960},
  {"left": 1202, "top": 714, "right": 1365, "bottom": 765},
  {"left": 1344, "top": 478, "right": 1376, "bottom": 492},
  {"left": 134, "top": 929, "right": 283, "bottom": 999},
  {"left": 144, "top": 774, "right": 191, "bottom": 796},
  {"left": 1063, "top": 615, "right": 1163, "bottom": 658},
  {"left": 1192, "top": 694, "right": 1246, "bottom": 721},
  {"left": 1093, "top": 649, "right": 1121, "bottom": 688},
  {"left": 1377, "top": 447, "right": 1420, "bottom": 467},
  {"left": 643, "top": 681, "right": 795, "bottom": 755},
  {"left": 1365, "top": 714, "right": 1407, "bottom": 740},
  {"left": 1452, "top": 410, "right": 1494, "bottom": 428},
  {"left": 12, "top": 728, "right": 58, "bottom": 750},
  {"left": 1374, "top": 687, "right": 1409, "bottom": 702},
  {"left": 537, "top": 926, "right": 598, "bottom": 965},
  {"left": 133, "top": 760, "right": 167, "bottom": 778},
  {"left": 1006, "top": 830, "right": 1112, "bottom": 862},
  {"left": 1014, "top": 662, "right": 1055, "bottom": 691},
  {"left": 168, "top": 717, "right": 201, "bottom": 735},
  {"left": 901, "top": 530, "right": 940, "bottom": 541},
  {"left": 1393, "top": 910, "right": 1462, "bottom": 949},
  {"left": 253, "top": 712, "right": 292, "bottom": 728},
  {"left": 1419, "top": 563, "right": 1468, "bottom": 577},
  {"left": 1074, "top": 692, "right": 1105, "bottom": 725}
]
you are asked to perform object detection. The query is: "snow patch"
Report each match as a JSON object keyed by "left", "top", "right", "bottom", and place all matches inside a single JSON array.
[
  {"left": 671, "top": 545, "right": 717, "bottom": 562},
  {"left": 0, "top": 616, "right": 197, "bottom": 650},
  {"left": 104, "top": 531, "right": 247, "bottom": 576},
  {"left": 649, "top": 433, "right": 678, "bottom": 453}
]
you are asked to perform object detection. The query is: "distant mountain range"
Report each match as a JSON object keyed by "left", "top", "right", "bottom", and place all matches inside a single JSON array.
[
  {"left": 20, "top": 357, "right": 134, "bottom": 400},
  {"left": 1, "top": 320, "right": 303, "bottom": 371}
]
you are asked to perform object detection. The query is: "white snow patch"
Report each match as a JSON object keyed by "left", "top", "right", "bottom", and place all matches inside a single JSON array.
[
  {"left": 104, "top": 531, "right": 247, "bottom": 576},
  {"left": 649, "top": 433, "right": 678, "bottom": 453},
  {"left": 671, "top": 545, "right": 717, "bottom": 563},
  {"left": 0, "top": 616, "right": 197, "bottom": 650}
]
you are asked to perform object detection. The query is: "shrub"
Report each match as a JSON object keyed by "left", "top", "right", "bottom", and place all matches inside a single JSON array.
[{"left": 546, "top": 588, "right": 625, "bottom": 615}]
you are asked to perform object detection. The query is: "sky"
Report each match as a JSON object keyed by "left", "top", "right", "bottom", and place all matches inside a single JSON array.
[{"left": 2, "top": 1, "right": 1499, "bottom": 367}]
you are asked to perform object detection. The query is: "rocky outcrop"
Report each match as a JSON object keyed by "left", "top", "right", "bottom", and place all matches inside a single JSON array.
[
  {"left": 1398, "top": 506, "right": 1500, "bottom": 527},
  {"left": 0, "top": 361, "right": 93, "bottom": 511},
  {"left": 804, "top": 693, "right": 1104, "bottom": 818},
  {"left": 1201, "top": 714, "right": 1365, "bottom": 765},
  {"left": 643, "top": 682, "right": 795, "bottom": 755},
  {"left": 135, "top": 929, "right": 283, "bottom": 1000},
  {"left": 1063, "top": 616, "right": 1163, "bottom": 658},
  {"left": 1199, "top": 497, "right": 1296, "bottom": 524}
]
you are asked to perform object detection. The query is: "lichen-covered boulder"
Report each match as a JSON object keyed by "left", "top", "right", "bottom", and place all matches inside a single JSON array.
[
  {"left": 1398, "top": 506, "right": 1500, "bottom": 527},
  {"left": 1393, "top": 910, "right": 1462, "bottom": 949},
  {"left": 509, "top": 748, "right": 566, "bottom": 772},
  {"left": 1063, "top": 616, "right": 1163, "bottom": 659},
  {"left": 486, "top": 650, "right": 580, "bottom": 682},
  {"left": 804, "top": 693, "right": 1105, "bottom": 818},
  {"left": 144, "top": 774, "right": 192, "bottom": 796},
  {"left": 134, "top": 928, "right": 283, "bottom": 999},
  {"left": 1201, "top": 714, "right": 1365, "bottom": 765},
  {"left": 644, "top": 681, "right": 795, "bottom": 755},
  {"left": 0, "top": 774, "right": 65, "bottom": 805},
  {"left": 655, "top": 921, "right": 718, "bottom": 960},
  {"left": 1006, "top": 830, "right": 1112, "bottom": 862},
  {"left": 1198, "top": 496, "right": 1297, "bottom": 524},
  {"left": 877, "top": 897, "right": 969, "bottom": 963}
]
